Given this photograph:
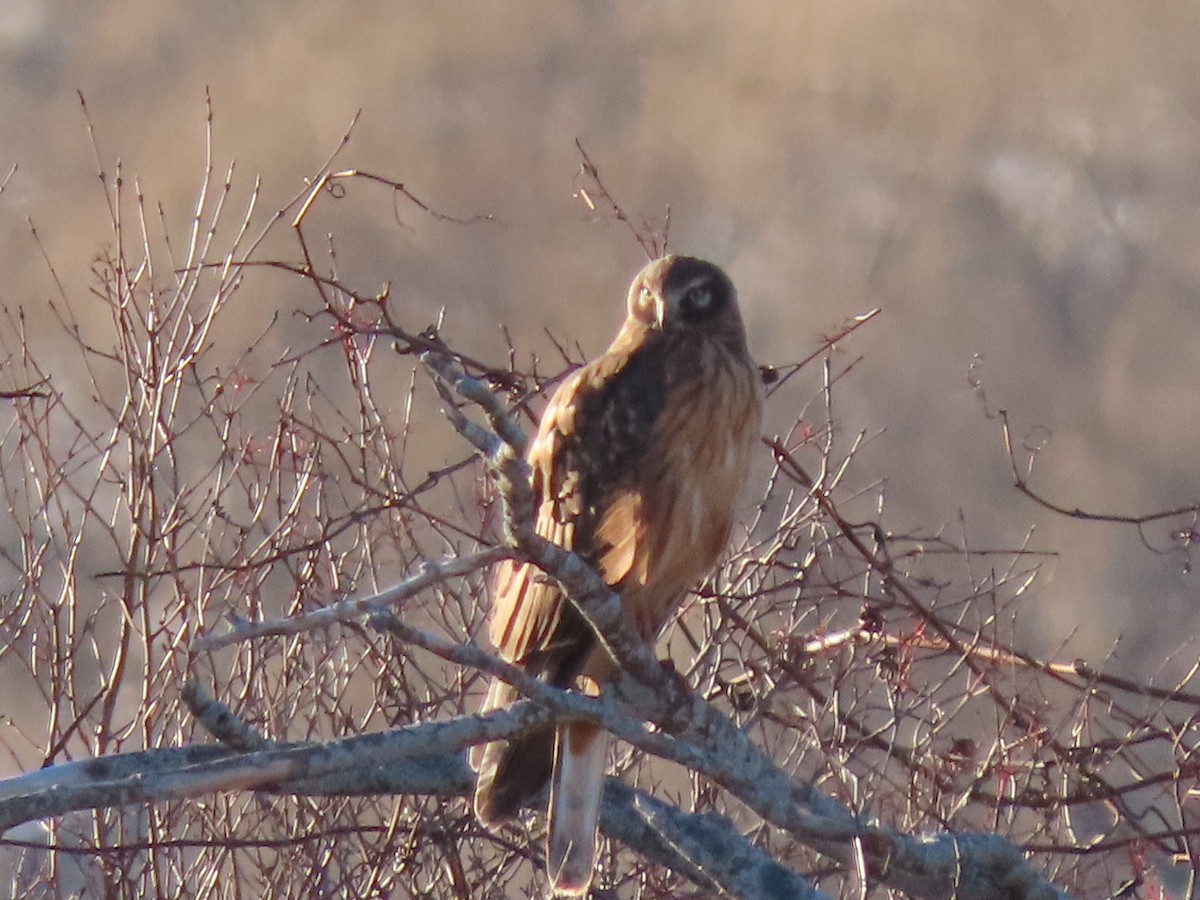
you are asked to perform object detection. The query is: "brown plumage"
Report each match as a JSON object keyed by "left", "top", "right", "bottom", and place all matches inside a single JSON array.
[{"left": 472, "top": 255, "right": 763, "bottom": 896}]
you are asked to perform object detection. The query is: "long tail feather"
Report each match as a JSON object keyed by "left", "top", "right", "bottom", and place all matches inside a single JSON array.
[{"left": 547, "top": 721, "right": 605, "bottom": 896}]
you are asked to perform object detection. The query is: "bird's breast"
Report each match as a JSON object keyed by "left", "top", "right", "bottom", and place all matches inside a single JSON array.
[{"left": 616, "top": 340, "right": 763, "bottom": 638}]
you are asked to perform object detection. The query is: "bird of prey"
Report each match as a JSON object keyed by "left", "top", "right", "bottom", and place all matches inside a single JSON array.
[{"left": 472, "top": 255, "right": 763, "bottom": 895}]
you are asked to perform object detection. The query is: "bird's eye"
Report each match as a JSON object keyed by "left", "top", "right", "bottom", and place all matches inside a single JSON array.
[
  {"left": 677, "top": 283, "right": 724, "bottom": 322},
  {"left": 685, "top": 287, "right": 713, "bottom": 311}
]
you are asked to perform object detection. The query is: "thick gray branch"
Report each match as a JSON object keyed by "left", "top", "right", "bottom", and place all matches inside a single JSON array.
[
  {"left": 0, "top": 713, "right": 817, "bottom": 900},
  {"left": 601, "top": 780, "right": 828, "bottom": 900},
  {"left": 0, "top": 704, "right": 545, "bottom": 834}
]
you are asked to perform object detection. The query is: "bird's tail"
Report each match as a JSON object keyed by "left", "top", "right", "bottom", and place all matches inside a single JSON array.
[
  {"left": 472, "top": 678, "right": 555, "bottom": 826},
  {"left": 546, "top": 719, "right": 606, "bottom": 896}
]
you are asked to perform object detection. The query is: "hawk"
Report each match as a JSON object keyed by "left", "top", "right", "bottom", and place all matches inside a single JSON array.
[{"left": 472, "top": 255, "right": 763, "bottom": 895}]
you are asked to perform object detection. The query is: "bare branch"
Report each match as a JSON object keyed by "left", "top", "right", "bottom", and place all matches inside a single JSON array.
[{"left": 192, "top": 547, "right": 510, "bottom": 652}]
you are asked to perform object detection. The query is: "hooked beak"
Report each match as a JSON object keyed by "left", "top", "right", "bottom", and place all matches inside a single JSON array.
[{"left": 651, "top": 292, "right": 667, "bottom": 330}]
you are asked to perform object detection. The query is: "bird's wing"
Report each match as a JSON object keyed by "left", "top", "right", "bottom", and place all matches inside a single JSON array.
[
  {"left": 488, "top": 323, "right": 667, "bottom": 684},
  {"left": 474, "top": 324, "right": 667, "bottom": 826}
]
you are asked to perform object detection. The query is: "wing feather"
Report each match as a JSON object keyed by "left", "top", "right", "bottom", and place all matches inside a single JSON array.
[{"left": 488, "top": 324, "right": 668, "bottom": 684}]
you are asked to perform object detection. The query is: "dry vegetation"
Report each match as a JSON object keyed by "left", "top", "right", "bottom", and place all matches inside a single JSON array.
[{"left": 2, "top": 110, "right": 1200, "bottom": 899}]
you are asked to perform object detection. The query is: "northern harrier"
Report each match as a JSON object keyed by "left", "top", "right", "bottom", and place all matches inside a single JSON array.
[{"left": 473, "top": 255, "right": 763, "bottom": 895}]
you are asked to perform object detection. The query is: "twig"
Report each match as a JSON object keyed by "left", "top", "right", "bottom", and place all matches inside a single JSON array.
[
  {"left": 573, "top": 140, "right": 668, "bottom": 259},
  {"left": 192, "top": 547, "right": 509, "bottom": 652}
]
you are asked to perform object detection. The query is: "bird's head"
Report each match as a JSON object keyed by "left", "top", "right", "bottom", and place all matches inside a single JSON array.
[{"left": 626, "top": 255, "right": 742, "bottom": 335}]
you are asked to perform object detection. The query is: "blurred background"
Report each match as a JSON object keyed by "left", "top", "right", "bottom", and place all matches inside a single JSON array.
[{"left": 2, "top": 2, "right": 1199, "bottom": 675}]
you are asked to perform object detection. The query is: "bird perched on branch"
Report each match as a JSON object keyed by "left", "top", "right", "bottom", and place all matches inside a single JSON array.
[{"left": 472, "top": 255, "right": 764, "bottom": 895}]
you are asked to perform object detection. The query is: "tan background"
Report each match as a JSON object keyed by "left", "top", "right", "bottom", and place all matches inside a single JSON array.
[{"left": 3, "top": 2, "right": 1199, "bottom": 672}]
